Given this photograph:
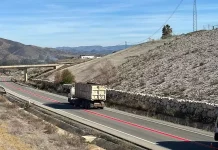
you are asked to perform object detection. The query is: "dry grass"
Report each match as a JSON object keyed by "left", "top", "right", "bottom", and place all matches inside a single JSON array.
[
  {"left": 9, "top": 119, "right": 25, "bottom": 135},
  {"left": 90, "top": 60, "right": 117, "bottom": 85},
  {"left": 44, "top": 124, "right": 58, "bottom": 134},
  {"left": 0, "top": 97, "right": 95, "bottom": 150},
  {"left": 0, "top": 96, "right": 7, "bottom": 103},
  {"left": 49, "top": 133, "right": 87, "bottom": 149},
  {"left": 0, "top": 113, "right": 10, "bottom": 120},
  {"left": 4, "top": 103, "right": 18, "bottom": 109}
]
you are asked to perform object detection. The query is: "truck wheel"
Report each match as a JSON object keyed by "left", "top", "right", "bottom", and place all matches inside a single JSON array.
[
  {"left": 83, "top": 101, "right": 90, "bottom": 109},
  {"left": 214, "top": 133, "right": 218, "bottom": 141},
  {"left": 86, "top": 102, "right": 90, "bottom": 109}
]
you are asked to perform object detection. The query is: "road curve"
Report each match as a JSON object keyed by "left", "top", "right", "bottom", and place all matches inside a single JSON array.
[{"left": 0, "top": 77, "right": 217, "bottom": 150}]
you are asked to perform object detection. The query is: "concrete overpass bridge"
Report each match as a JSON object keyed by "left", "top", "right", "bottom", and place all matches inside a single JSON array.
[{"left": 0, "top": 64, "right": 60, "bottom": 82}]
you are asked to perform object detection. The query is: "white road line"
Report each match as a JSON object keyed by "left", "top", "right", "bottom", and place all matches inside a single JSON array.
[
  {"left": 4, "top": 87, "right": 168, "bottom": 150},
  {"left": 57, "top": 109, "right": 157, "bottom": 145},
  {"left": 12, "top": 82, "right": 67, "bottom": 100},
  {"left": 3, "top": 79, "right": 213, "bottom": 138},
  {"left": 104, "top": 108, "right": 214, "bottom": 138}
]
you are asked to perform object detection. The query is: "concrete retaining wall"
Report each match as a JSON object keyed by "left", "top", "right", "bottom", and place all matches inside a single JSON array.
[
  {"left": 28, "top": 79, "right": 218, "bottom": 128},
  {"left": 107, "top": 89, "right": 218, "bottom": 124}
]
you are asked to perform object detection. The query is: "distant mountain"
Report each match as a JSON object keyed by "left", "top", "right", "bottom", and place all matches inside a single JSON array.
[
  {"left": 56, "top": 45, "right": 133, "bottom": 55},
  {"left": 0, "top": 38, "right": 73, "bottom": 65}
]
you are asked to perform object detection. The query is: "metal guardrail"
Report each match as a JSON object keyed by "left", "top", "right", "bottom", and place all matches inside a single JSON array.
[
  {"left": 4, "top": 87, "right": 162, "bottom": 150},
  {"left": 0, "top": 86, "right": 6, "bottom": 95}
]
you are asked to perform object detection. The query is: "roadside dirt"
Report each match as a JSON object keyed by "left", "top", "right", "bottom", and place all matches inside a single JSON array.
[
  {"left": 0, "top": 96, "right": 103, "bottom": 150},
  {"left": 0, "top": 123, "right": 31, "bottom": 150}
]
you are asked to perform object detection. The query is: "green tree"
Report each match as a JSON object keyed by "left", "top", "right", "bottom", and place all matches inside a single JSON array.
[
  {"left": 61, "top": 69, "right": 75, "bottom": 84},
  {"left": 161, "top": 24, "right": 173, "bottom": 39}
]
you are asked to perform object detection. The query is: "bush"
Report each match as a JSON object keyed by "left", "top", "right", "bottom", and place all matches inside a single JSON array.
[
  {"left": 54, "top": 71, "right": 62, "bottom": 84},
  {"left": 0, "top": 96, "right": 7, "bottom": 103},
  {"left": 4, "top": 103, "right": 18, "bottom": 109},
  {"left": 61, "top": 69, "right": 75, "bottom": 84},
  {"left": 54, "top": 69, "right": 75, "bottom": 84},
  {"left": 44, "top": 124, "right": 57, "bottom": 134}
]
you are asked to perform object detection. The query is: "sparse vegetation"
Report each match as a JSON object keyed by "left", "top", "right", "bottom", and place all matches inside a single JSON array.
[
  {"left": 54, "top": 71, "right": 62, "bottom": 84},
  {"left": 111, "top": 29, "right": 218, "bottom": 102},
  {"left": 0, "top": 96, "right": 7, "bottom": 102},
  {"left": 44, "top": 124, "right": 58, "bottom": 134},
  {"left": 0, "top": 96, "right": 90, "bottom": 150},
  {"left": 91, "top": 60, "right": 117, "bottom": 85},
  {"left": 4, "top": 103, "right": 18, "bottom": 109},
  {"left": 54, "top": 69, "right": 75, "bottom": 84},
  {"left": 0, "top": 113, "right": 10, "bottom": 120}
]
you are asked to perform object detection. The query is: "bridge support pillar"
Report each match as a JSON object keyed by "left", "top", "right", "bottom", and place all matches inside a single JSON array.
[{"left": 24, "top": 68, "right": 28, "bottom": 82}]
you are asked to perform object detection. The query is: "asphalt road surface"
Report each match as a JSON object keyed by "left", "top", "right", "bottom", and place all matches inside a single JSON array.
[{"left": 0, "top": 76, "right": 217, "bottom": 150}]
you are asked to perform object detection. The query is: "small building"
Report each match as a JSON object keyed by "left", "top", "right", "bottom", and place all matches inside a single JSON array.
[{"left": 80, "top": 55, "right": 95, "bottom": 59}]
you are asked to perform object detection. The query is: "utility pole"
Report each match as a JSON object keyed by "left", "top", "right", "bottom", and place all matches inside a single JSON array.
[
  {"left": 193, "top": 0, "right": 197, "bottom": 31},
  {"left": 125, "top": 41, "right": 127, "bottom": 49}
]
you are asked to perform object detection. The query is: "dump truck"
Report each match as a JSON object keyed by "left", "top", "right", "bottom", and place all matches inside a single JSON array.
[{"left": 68, "top": 82, "right": 106, "bottom": 109}]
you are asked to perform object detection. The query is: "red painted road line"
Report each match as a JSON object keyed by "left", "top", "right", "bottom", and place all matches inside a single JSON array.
[
  {"left": 3, "top": 79, "right": 60, "bottom": 103},
  {"left": 84, "top": 110, "right": 190, "bottom": 142},
  {"left": 84, "top": 111, "right": 218, "bottom": 149},
  {"left": 2, "top": 78, "right": 218, "bottom": 149}
]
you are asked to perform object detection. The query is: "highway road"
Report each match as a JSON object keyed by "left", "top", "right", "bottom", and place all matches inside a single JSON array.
[{"left": 0, "top": 76, "right": 217, "bottom": 150}]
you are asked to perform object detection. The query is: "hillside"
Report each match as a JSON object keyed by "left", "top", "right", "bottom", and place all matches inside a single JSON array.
[
  {"left": 49, "top": 29, "right": 218, "bottom": 102},
  {"left": 48, "top": 37, "right": 174, "bottom": 82},
  {"left": 0, "top": 38, "right": 73, "bottom": 65},
  {"left": 111, "top": 29, "right": 218, "bottom": 102}
]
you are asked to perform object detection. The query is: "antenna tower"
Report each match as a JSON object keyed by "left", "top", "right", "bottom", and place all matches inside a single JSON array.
[{"left": 193, "top": 0, "right": 197, "bottom": 31}]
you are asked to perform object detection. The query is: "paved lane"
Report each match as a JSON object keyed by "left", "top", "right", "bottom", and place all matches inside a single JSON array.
[{"left": 0, "top": 77, "right": 217, "bottom": 150}]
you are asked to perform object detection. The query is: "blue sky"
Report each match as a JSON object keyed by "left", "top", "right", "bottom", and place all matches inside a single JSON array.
[{"left": 0, "top": 0, "right": 217, "bottom": 47}]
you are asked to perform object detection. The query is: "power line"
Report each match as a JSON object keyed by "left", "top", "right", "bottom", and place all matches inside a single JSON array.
[
  {"left": 128, "top": 0, "right": 184, "bottom": 46},
  {"left": 147, "top": 0, "right": 184, "bottom": 40},
  {"left": 116, "top": 0, "right": 184, "bottom": 47}
]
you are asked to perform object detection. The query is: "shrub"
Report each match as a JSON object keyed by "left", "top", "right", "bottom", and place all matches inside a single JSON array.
[
  {"left": 44, "top": 124, "right": 57, "bottom": 134},
  {"left": 0, "top": 96, "right": 7, "bottom": 103},
  {"left": 61, "top": 69, "right": 75, "bottom": 84},
  {"left": 54, "top": 71, "right": 62, "bottom": 84},
  {"left": 4, "top": 103, "right": 18, "bottom": 109}
]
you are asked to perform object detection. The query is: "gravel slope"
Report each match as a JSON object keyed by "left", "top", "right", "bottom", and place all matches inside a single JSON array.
[{"left": 112, "top": 29, "right": 218, "bottom": 102}]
